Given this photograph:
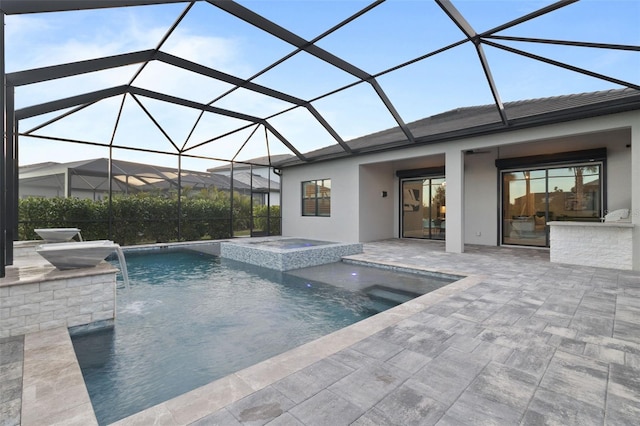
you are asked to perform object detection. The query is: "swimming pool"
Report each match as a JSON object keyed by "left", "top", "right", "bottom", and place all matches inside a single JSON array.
[{"left": 71, "top": 249, "right": 455, "bottom": 425}]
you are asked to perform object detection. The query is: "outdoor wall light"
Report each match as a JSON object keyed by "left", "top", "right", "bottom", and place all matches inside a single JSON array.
[{"left": 381, "top": 191, "right": 388, "bottom": 198}]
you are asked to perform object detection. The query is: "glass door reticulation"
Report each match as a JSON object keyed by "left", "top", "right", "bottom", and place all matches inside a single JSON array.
[
  {"left": 401, "top": 177, "right": 446, "bottom": 240},
  {"left": 502, "top": 164, "right": 602, "bottom": 247}
]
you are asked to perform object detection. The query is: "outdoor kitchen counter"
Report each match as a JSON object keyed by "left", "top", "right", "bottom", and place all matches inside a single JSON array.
[{"left": 548, "top": 220, "right": 634, "bottom": 270}]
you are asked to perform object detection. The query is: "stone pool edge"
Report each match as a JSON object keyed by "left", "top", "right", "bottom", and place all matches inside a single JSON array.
[
  {"left": 21, "top": 327, "right": 98, "bottom": 426},
  {"left": 110, "top": 268, "right": 484, "bottom": 425}
]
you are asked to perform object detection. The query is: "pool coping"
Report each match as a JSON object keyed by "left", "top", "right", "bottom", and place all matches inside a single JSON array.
[
  {"left": 19, "top": 258, "right": 481, "bottom": 426},
  {"left": 21, "top": 327, "right": 98, "bottom": 426}
]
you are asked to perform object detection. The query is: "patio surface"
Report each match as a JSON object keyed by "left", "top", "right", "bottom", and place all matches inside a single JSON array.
[{"left": 3, "top": 238, "right": 640, "bottom": 425}]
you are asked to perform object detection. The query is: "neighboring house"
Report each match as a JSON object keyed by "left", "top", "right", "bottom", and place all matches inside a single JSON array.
[
  {"left": 207, "top": 154, "right": 290, "bottom": 205},
  {"left": 275, "top": 89, "right": 640, "bottom": 270},
  {"left": 19, "top": 158, "right": 252, "bottom": 200},
  {"left": 227, "top": 171, "right": 281, "bottom": 206}
]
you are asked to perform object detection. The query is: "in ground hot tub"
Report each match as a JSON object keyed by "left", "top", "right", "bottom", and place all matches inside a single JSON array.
[{"left": 220, "top": 238, "right": 363, "bottom": 271}]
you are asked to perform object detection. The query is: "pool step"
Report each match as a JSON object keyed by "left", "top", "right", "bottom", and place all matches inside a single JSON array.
[{"left": 366, "top": 286, "right": 420, "bottom": 306}]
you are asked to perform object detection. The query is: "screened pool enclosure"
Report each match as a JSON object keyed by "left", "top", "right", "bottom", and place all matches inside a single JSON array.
[{"left": 1, "top": 0, "right": 638, "bottom": 276}]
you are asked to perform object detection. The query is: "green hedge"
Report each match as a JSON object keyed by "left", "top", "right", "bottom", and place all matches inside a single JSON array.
[
  {"left": 253, "top": 205, "right": 282, "bottom": 235},
  {"left": 18, "top": 193, "right": 281, "bottom": 245},
  {"left": 19, "top": 197, "right": 109, "bottom": 241}
]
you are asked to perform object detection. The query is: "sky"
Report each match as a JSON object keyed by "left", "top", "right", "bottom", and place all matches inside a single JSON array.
[{"left": 5, "top": 0, "right": 640, "bottom": 171}]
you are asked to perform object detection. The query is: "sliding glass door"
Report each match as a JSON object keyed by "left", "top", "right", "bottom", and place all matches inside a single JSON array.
[
  {"left": 502, "top": 163, "right": 602, "bottom": 246},
  {"left": 401, "top": 177, "right": 446, "bottom": 240}
]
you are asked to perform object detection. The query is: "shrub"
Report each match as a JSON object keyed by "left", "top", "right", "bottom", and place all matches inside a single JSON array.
[
  {"left": 253, "top": 205, "right": 281, "bottom": 235},
  {"left": 18, "top": 197, "right": 108, "bottom": 240},
  {"left": 18, "top": 191, "right": 265, "bottom": 244}
]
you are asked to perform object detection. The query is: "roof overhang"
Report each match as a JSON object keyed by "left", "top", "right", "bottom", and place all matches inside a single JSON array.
[{"left": 275, "top": 91, "right": 640, "bottom": 168}]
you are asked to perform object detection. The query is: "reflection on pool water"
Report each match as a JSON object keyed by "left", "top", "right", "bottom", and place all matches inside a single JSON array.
[{"left": 71, "top": 249, "right": 455, "bottom": 425}]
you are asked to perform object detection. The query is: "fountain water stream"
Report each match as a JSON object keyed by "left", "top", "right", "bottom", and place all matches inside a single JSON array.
[{"left": 113, "top": 245, "right": 130, "bottom": 290}]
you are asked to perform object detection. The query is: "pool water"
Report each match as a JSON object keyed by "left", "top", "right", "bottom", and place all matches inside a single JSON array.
[
  {"left": 71, "top": 250, "right": 453, "bottom": 425},
  {"left": 249, "top": 238, "right": 330, "bottom": 249}
]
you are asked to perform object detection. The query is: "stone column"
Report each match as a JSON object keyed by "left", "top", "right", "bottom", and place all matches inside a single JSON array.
[{"left": 445, "top": 148, "right": 464, "bottom": 253}]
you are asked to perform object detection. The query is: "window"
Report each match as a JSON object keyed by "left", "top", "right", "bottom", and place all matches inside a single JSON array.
[
  {"left": 497, "top": 149, "right": 606, "bottom": 247},
  {"left": 501, "top": 163, "right": 603, "bottom": 247},
  {"left": 302, "top": 179, "right": 330, "bottom": 216}
]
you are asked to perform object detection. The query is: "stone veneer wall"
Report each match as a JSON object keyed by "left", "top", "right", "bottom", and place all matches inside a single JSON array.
[
  {"left": 0, "top": 270, "right": 116, "bottom": 338},
  {"left": 549, "top": 222, "right": 634, "bottom": 270}
]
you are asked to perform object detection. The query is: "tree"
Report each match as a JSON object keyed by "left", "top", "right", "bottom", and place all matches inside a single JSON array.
[{"left": 570, "top": 165, "right": 599, "bottom": 210}]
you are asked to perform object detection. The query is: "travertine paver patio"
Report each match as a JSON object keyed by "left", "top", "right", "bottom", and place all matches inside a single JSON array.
[
  {"left": 0, "top": 335, "right": 24, "bottom": 425},
  {"left": 4, "top": 239, "right": 640, "bottom": 425}
]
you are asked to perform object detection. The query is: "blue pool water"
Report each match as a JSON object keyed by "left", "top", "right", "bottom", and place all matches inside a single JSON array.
[{"left": 71, "top": 249, "right": 453, "bottom": 425}]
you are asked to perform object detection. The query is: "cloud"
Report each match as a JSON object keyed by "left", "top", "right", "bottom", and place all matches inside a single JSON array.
[
  {"left": 5, "top": 7, "right": 173, "bottom": 70},
  {"left": 162, "top": 28, "right": 241, "bottom": 72},
  {"left": 10, "top": 12, "right": 294, "bottom": 167},
  {"left": 4, "top": 14, "right": 53, "bottom": 39}
]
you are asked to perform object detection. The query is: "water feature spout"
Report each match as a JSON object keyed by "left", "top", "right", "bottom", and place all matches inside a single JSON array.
[
  {"left": 35, "top": 228, "right": 83, "bottom": 242},
  {"left": 36, "top": 240, "right": 112, "bottom": 268},
  {"left": 35, "top": 240, "right": 130, "bottom": 290}
]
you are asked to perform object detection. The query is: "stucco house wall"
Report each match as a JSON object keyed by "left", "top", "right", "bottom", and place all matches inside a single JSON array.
[
  {"left": 463, "top": 147, "right": 499, "bottom": 246},
  {"left": 281, "top": 110, "right": 639, "bottom": 254},
  {"left": 358, "top": 163, "right": 395, "bottom": 242},
  {"left": 280, "top": 158, "right": 361, "bottom": 242}
]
